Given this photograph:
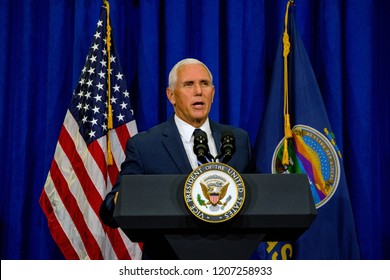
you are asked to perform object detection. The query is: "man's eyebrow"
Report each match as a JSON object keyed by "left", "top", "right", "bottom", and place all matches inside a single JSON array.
[{"left": 180, "top": 79, "right": 211, "bottom": 85}]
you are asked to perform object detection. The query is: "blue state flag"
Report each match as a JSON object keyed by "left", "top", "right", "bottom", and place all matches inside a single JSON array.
[{"left": 253, "top": 3, "right": 360, "bottom": 259}]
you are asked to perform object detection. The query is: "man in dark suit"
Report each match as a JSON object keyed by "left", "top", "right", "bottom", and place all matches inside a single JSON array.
[{"left": 99, "top": 58, "right": 255, "bottom": 259}]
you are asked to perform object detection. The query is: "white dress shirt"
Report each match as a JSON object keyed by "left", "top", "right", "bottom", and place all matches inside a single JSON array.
[{"left": 174, "top": 115, "right": 218, "bottom": 170}]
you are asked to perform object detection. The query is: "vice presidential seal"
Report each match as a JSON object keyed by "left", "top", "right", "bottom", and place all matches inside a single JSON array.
[{"left": 184, "top": 162, "right": 245, "bottom": 223}]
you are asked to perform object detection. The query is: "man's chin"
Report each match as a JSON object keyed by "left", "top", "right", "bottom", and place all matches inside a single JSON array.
[{"left": 190, "top": 116, "right": 207, "bottom": 127}]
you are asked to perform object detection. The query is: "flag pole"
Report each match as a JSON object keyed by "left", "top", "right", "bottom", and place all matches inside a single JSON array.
[
  {"left": 104, "top": 0, "right": 114, "bottom": 165},
  {"left": 282, "top": 0, "right": 294, "bottom": 165}
]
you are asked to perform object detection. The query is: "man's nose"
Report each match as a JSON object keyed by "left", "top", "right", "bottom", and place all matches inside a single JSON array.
[{"left": 194, "top": 82, "right": 202, "bottom": 94}]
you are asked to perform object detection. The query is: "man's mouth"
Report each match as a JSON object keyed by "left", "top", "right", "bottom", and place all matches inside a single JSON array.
[{"left": 192, "top": 101, "right": 204, "bottom": 108}]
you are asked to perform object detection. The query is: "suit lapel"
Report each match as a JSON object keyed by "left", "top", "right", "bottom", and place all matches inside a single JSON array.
[
  {"left": 210, "top": 121, "right": 222, "bottom": 152},
  {"left": 161, "top": 118, "right": 193, "bottom": 174}
]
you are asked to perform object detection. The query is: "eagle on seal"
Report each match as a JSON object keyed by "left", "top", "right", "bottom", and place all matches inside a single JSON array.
[{"left": 200, "top": 181, "right": 230, "bottom": 206}]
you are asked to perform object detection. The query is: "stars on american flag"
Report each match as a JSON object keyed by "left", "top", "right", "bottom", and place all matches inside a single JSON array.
[{"left": 69, "top": 18, "right": 135, "bottom": 144}]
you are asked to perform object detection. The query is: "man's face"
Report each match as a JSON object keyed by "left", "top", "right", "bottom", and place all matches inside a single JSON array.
[{"left": 166, "top": 63, "right": 215, "bottom": 128}]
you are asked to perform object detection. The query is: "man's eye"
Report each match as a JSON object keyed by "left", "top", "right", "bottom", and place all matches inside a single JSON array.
[
  {"left": 201, "top": 81, "right": 210, "bottom": 87},
  {"left": 183, "top": 82, "right": 193, "bottom": 87}
]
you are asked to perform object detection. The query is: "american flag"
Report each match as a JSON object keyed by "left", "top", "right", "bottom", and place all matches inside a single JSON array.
[{"left": 39, "top": 4, "right": 142, "bottom": 260}]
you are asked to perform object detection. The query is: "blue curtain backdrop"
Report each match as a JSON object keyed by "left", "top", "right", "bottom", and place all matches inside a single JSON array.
[{"left": 0, "top": 0, "right": 389, "bottom": 260}]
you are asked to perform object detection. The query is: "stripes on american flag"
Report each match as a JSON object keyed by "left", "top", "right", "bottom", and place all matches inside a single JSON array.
[{"left": 39, "top": 4, "right": 142, "bottom": 260}]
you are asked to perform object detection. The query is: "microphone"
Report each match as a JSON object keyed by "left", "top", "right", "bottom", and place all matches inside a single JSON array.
[
  {"left": 193, "top": 129, "right": 213, "bottom": 163},
  {"left": 218, "top": 131, "right": 236, "bottom": 163}
]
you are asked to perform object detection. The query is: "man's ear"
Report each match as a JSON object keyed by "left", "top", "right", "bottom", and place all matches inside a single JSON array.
[
  {"left": 166, "top": 87, "right": 175, "bottom": 105},
  {"left": 211, "top": 85, "right": 215, "bottom": 103}
]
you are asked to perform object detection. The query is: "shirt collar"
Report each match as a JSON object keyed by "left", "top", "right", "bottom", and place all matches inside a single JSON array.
[{"left": 174, "top": 115, "right": 212, "bottom": 143}]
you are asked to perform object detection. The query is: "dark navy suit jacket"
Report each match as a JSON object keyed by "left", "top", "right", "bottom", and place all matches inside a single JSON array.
[{"left": 99, "top": 116, "right": 255, "bottom": 258}]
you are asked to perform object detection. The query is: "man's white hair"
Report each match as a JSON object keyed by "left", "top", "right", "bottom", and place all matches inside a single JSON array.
[{"left": 168, "top": 58, "right": 213, "bottom": 89}]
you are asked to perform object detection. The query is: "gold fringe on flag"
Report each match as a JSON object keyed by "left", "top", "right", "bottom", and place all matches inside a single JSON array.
[
  {"left": 104, "top": 0, "right": 114, "bottom": 165},
  {"left": 282, "top": 0, "right": 294, "bottom": 165}
]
